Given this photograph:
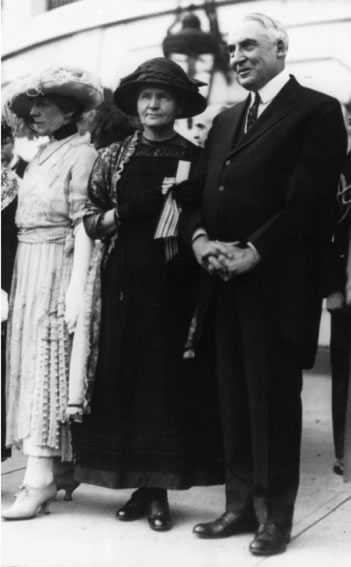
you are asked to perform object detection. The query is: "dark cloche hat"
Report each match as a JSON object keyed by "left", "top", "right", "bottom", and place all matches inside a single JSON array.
[{"left": 113, "top": 57, "right": 207, "bottom": 119}]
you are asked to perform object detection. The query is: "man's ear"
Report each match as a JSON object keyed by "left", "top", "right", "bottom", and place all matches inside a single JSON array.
[{"left": 276, "top": 39, "right": 287, "bottom": 58}]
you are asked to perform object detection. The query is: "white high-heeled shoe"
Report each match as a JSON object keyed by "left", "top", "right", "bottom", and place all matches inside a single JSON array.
[{"left": 2, "top": 482, "right": 57, "bottom": 520}]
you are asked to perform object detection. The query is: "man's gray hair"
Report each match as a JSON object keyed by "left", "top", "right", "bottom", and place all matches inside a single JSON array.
[{"left": 244, "top": 13, "right": 289, "bottom": 51}]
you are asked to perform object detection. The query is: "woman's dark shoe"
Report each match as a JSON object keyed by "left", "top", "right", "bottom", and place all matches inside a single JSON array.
[
  {"left": 53, "top": 460, "right": 80, "bottom": 501},
  {"left": 147, "top": 496, "right": 172, "bottom": 532},
  {"left": 116, "top": 489, "right": 149, "bottom": 522},
  {"left": 55, "top": 477, "right": 80, "bottom": 501}
]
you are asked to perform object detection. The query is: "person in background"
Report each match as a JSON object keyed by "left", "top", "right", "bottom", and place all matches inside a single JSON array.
[
  {"left": 1, "top": 124, "right": 28, "bottom": 178},
  {"left": 1, "top": 122, "right": 20, "bottom": 463},
  {"left": 89, "top": 102, "right": 134, "bottom": 149},
  {"left": 184, "top": 13, "right": 346, "bottom": 556},
  {"left": 326, "top": 102, "right": 351, "bottom": 477},
  {"left": 187, "top": 105, "right": 226, "bottom": 148},
  {"left": 72, "top": 57, "right": 223, "bottom": 532},
  {"left": 1, "top": 65, "right": 102, "bottom": 521}
]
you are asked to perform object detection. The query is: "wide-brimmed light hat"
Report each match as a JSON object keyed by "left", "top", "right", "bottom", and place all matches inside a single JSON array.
[
  {"left": 6, "top": 64, "right": 104, "bottom": 120},
  {"left": 113, "top": 57, "right": 207, "bottom": 119}
]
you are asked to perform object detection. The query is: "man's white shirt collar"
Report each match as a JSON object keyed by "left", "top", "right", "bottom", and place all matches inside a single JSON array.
[{"left": 251, "top": 70, "right": 290, "bottom": 105}]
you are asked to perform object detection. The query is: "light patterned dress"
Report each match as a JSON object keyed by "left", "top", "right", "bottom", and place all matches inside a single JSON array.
[{"left": 6, "top": 133, "right": 97, "bottom": 459}]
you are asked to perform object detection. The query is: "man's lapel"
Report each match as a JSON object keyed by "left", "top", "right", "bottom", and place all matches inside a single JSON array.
[
  {"left": 216, "top": 99, "right": 249, "bottom": 155},
  {"left": 225, "top": 77, "right": 299, "bottom": 159}
]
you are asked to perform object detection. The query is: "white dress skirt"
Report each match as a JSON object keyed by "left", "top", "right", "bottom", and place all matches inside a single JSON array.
[{"left": 5, "top": 133, "right": 97, "bottom": 459}]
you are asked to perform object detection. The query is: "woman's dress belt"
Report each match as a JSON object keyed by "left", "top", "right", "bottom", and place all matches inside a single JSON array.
[{"left": 17, "top": 226, "right": 70, "bottom": 244}]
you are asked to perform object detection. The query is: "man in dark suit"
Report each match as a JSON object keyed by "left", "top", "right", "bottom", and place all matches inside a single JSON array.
[
  {"left": 326, "top": 106, "right": 351, "bottom": 477},
  {"left": 186, "top": 13, "right": 347, "bottom": 556}
]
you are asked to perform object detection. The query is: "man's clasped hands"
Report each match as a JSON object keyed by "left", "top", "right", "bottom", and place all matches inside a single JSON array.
[{"left": 192, "top": 235, "right": 261, "bottom": 281}]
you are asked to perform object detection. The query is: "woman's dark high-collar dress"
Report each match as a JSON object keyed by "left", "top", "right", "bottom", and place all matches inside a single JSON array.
[{"left": 72, "top": 133, "right": 224, "bottom": 489}]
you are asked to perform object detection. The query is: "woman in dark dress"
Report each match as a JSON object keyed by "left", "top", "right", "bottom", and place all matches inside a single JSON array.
[{"left": 73, "top": 58, "right": 223, "bottom": 530}]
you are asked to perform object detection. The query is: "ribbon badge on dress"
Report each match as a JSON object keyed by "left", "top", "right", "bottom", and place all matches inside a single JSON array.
[{"left": 155, "top": 160, "right": 191, "bottom": 262}]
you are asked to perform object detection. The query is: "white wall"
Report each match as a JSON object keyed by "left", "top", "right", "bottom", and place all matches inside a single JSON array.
[{"left": 2, "top": 0, "right": 351, "bottom": 103}]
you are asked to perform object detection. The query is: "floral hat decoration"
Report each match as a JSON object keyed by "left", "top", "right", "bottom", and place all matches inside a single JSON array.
[{"left": 3, "top": 64, "right": 103, "bottom": 133}]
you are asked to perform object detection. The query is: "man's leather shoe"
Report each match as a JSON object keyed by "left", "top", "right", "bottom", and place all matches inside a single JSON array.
[
  {"left": 333, "top": 458, "right": 344, "bottom": 476},
  {"left": 193, "top": 511, "right": 258, "bottom": 539},
  {"left": 147, "top": 497, "right": 172, "bottom": 531},
  {"left": 249, "top": 522, "right": 291, "bottom": 556},
  {"left": 116, "top": 489, "right": 149, "bottom": 521}
]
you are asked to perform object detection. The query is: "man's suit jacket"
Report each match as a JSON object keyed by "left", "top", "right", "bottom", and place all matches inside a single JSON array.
[
  {"left": 187, "top": 76, "right": 347, "bottom": 368},
  {"left": 327, "top": 153, "right": 351, "bottom": 296}
]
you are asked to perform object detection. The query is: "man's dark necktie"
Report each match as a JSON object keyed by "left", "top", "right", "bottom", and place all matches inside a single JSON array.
[{"left": 246, "top": 92, "right": 261, "bottom": 130}]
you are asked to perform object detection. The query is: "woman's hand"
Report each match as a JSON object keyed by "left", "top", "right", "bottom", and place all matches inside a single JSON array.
[{"left": 1, "top": 289, "right": 9, "bottom": 323}]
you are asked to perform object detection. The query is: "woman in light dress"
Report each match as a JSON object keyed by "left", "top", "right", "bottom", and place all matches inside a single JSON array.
[{"left": 2, "top": 65, "right": 102, "bottom": 520}]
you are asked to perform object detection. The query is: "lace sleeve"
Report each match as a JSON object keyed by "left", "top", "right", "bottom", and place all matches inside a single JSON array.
[{"left": 83, "top": 145, "right": 121, "bottom": 239}]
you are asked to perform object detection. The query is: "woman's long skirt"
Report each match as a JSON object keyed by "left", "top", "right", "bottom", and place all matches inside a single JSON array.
[
  {"left": 6, "top": 232, "right": 73, "bottom": 458},
  {"left": 73, "top": 230, "right": 224, "bottom": 489}
]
